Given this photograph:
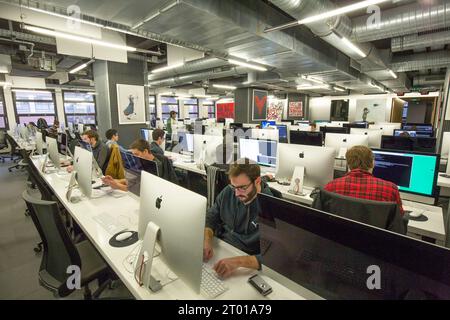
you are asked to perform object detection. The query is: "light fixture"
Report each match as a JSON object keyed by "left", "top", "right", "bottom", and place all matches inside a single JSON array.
[
  {"left": 86, "top": 92, "right": 97, "bottom": 95},
  {"left": 388, "top": 69, "right": 398, "bottom": 79},
  {"left": 132, "top": 1, "right": 179, "bottom": 29},
  {"left": 369, "top": 82, "right": 384, "bottom": 91},
  {"left": 11, "top": 89, "right": 51, "bottom": 94},
  {"left": 213, "top": 84, "right": 237, "bottom": 90},
  {"left": 23, "top": 25, "right": 137, "bottom": 52},
  {"left": 333, "top": 86, "right": 346, "bottom": 92},
  {"left": 297, "top": 85, "right": 329, "bottom": 90},
  {"left": 151, "top": 62, "right": 184, "bottom": 74},
  {"left": 301, "top": 75, "right": 324, "bottom": 85},
  {"left": 69, "top": 59, "right": 95, "bottom": 74},
  {"left": 341, "top": 37, "right": 366, "bottom": 58},
  {"left": 264, "top": 0, "right": 389, "bottom": 32},
  {"left": 228, "top": 59, "right": 268, "bottom": 72}
]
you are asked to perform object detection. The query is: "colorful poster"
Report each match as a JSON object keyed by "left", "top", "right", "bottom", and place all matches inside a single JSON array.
[
  {"left": 288, "top": 101, "right": 303, "bottom": 118},
  {"left": 216, "top": 102, "right": 235, "bottom": 119},
  {"left": 267, "top": 99, "right": 287, "bottom": 121},
  {"left": 252, "top": 90, "right": 268, "bottom": 121}
]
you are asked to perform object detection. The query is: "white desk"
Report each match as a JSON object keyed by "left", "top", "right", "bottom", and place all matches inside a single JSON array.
[
  {"left": 267, "top": 182, "right": 314, "bottom": 206},
  {"left": 28, "top": 155, "right": 307, "bottom": 300}
]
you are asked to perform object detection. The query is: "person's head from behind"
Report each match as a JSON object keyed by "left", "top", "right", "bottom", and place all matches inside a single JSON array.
[
  {"left": 228, "top": 158, "right": 261, "bottom": 203},
  {"left": 310, "top": 122, "right": 317, "bottom": 131},
  {"left": 129, "top": 139, "right": 155, "bottom": 161},
  {"left": 170, "top": 111, "right": 177, "bottom": 120},
  {"left": 81, "top": 130, "right": 99, "bottom": 147},
  {"left": 106, "top": 129, "right": 119, "bottom": 142},
  {"left": 152, "top": 129, "right": 165, "bottom": 145},
  {"left": 346, "top": 146, "right": 375, "bottom": 173}
]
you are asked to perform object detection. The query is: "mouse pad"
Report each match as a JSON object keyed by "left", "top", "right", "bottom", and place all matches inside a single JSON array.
[
  {"left": 109, "top": 231, "right": 139, "bottom": 248},
  {"left": 406, "top": 214, "right": 428, "bottom": 222}
]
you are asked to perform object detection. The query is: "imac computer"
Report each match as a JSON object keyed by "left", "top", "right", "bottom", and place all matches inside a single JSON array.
[
  {"left": 369, "top": 123, "right": 401, "bottom": 136},
  {"left": 251, "top": 129, "right": 279, "bottom": 142},
  {"left": 381, "top": 136, "right": 437, "bottom": 154},
  {"left": 324, "top": 133, "right": 369, "bottom": 158},
  {"left": 343, "top": 122, "right": 369, "bottom": 129},
  {"left": 120, "top": 150, "right": 159, "bottom": 196},
  {"left": 239, "top": 138, "right": 277, "bottom": 168},
  {"left": 138, "top": 171, "right": 207, "bottom": 294},
  {"left": 258, "top": 193, "right": 450, "bottom": 299},
  {"left": 275, "top": 125, "right": 288, "bottom": 143},
  {"left": 261, "top": 120, "right": 276, "bottom": 129},
  {"left": 402, "top": 123, "right": 434, "bottom": 137},
  {"left": 372, "top": 149, "right": 439, "bottom": 204},
  {"left": 204, "top": 127, "right": 223, "bottom": 137},
  {"left": 393, "top": 130, "right": 417, "bottom": 137},
  {"left": 441, "top": 132, "right": 450, "bottom": 159},
  {"left": 319, "top": 126, "right": 350, "bottom": 139},
  {"left": 350, "top": 128, "right": 383, "bottom": 149},
  {"left": 230, "top": 123, "right": 243, "bottom": 130},
  {"left": 176, "top": 131, "right": 194, "bottom": 153},
  {"left": 276, "top": 143, "right": 335, "bottom": 188},
  {"left": 19, "top": 126, "right": 30, "bottom": 142},
  {"left": 193, "top": 134, "right": 225, "bottom": 165},
  {"left": 45, "top": 137, "right": 61, "bottom": 170},
  {"left": 70, "top": 146, "right": 93, "bottom": 199},
  {"left": 140, "top": 128, "right": 152, "bottom": 141},
  {"left": 289, "top": 131, "right": 323, "bottom": 147},
  {"left": 35, "top": 131, "right": 45, "bottom": 156}
]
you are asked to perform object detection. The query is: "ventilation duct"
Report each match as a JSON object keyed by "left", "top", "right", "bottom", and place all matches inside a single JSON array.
[
  {"left": 390, "top": 50, "right": 450, "bottom": 72},
  {"left": 413, "top": 74, "right": 445, "bottom": 87},
  {"left": 392, "top": 30, "right": 450, "bottom": 53}
]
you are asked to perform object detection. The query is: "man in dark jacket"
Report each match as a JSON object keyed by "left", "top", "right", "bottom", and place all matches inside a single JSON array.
[
  {"left": 81, "top": 130, "right": 110, "bottom": 173},
  {"left": 204, "top": 158, "right": 273, "bottom": 279},
  {"left": 150, "top": 128, "right": 165, "bottom": 157}
]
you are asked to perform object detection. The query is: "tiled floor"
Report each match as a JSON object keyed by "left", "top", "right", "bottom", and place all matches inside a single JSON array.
[{"left": 0, "top": 159, "right": 133, "bottom": 300}]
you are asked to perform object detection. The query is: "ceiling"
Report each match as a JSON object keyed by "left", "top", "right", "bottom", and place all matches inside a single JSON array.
[{"left": 0, "top": 0, "right": 447, "bottom": 96}]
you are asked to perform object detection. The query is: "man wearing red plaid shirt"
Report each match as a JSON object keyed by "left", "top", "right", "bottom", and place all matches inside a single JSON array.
[{"left": 324, "top": 145, "right": 404, "bottom": 215}]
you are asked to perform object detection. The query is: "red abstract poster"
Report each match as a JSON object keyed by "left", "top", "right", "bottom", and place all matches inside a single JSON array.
[
  {"left": 288, "top": 101, "right": 303, "bottom": 118},
  {"left": 216, "top": 102, "right": 235, "bottom": 119}
]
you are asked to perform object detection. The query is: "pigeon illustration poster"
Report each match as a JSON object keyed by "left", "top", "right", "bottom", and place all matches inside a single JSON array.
[
  {"left": 116, "top": 84, "right": 146, "bottom": 124},
  {"left": 252, "top": 89, "right": 268, "bottom": 121}
]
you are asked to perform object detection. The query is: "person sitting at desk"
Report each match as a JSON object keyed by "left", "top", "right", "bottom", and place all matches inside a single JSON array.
[
  {"left": 105, "top": 129, "right": 119, "bottom": 148},
  {"left": 324, "top": 145, "right": 404, "bottom": 215},
  {"left": 203, "top": 158, "right": 273, "bottom": 279},
  {"left": 81, "top": 130, "right": 110, "bottom": 173},
  {"left": 150, "top": 129, "right": 165, "bottom": 157}
]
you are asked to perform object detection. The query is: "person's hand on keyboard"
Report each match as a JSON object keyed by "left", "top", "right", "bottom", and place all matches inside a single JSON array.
[
  {"left": 213, "top": 256, "right": 260, "bottom": 279},
  {"left": 203, "top": 239, "right": 214, "bottom": 262}
]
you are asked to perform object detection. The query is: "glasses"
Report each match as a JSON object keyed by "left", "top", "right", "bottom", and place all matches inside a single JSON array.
[{"left": 229, "top": 181, "right": 254, "bottom": 192}]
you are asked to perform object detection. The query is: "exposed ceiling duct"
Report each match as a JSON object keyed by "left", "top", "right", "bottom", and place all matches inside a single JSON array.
[
  {"left": 390, "top": 50, "right": 450, "bottom": 72},
  {"left": 413, "top": 74, "right": 446, "bottom": 87},
  {"left": 269, "top": 0, "right": 389, "bottom": 71},
  {"left": 352, "top": 0, "right": 450, "bottom": 43},
  {"left": 391, "top": 30, "right": 450, "bottom": 53}
]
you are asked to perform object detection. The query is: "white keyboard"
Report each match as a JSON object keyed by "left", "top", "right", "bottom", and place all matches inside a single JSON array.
[
  {"left": 92, "top": 212, "right": 127, "bottom": 235},
  {"left": 200, "top": 264, "right": 228, "bottom": 299}
]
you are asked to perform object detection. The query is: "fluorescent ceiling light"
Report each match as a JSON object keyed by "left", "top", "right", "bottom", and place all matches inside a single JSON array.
[
  {"left": 0, "top": 81, "right": 12, "bottom": 86},
  {"left": 297, "top": 85, "right": 329, "bottom": 90},
  {"left": 301, "top": 75, "right": 324, "bottom": 85},
  {"left": 86, "top": 92, "right": 97, "bottom": 95},
  {"left": 388, "top": 70, "right": 398, "bottom": 79},
  {"left": 228, "top": 59, "right": 267, "bottom": 72},
  {"left": 11, "top": 89, "right": 51, "bottom": 94},
  {"left": 213, "top": 84, "right": 237, "bottom": 90},
  {"left": 298, "top": 0, "right": 389, "bottom": 25},
  {"left": 23, "top": 6, "right": 104, "bottom": 28},
  {"left": 341, "top": 37, "right": 366, "bottom": 58},
  {"left": 151, "top": 62, "right": 184, "bottom": 74},
  {"left": 334, "top": 87, "right": 346, "bottom": 92},
  {"left": 23, "top": 25, "right": 136, "bottom": 52}
]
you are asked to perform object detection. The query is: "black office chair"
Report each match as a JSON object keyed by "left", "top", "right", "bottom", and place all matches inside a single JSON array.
[
  {"left": 312, "top": 188, "right": 407, "bottom": 235},
  {"left": 22, "top": 190, "right": 113, "bottom": 299},
  {"left": 205, "top": 164, "right": 229, "bottom": 209},
  {"left": 5, "top": 134, "right": 27, "bottom": 172}
]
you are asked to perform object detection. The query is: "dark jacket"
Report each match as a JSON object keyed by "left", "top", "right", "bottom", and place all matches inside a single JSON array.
[
  {"left": 205, "top": 182, "right": 273, "bottom": 266},
  {"left": 154, "top": 154, "right": 178, "bottom": 184},
  {"left": 150, "top": 141, "right": 164, "bottom": 157},
  {"left": 92, "top": 140, "right": 110, "bottom": 173}
]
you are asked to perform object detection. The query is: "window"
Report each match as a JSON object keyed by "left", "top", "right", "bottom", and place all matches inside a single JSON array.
[
  {"left": 0, "top": 88, "right": 8, "bottom": 129},
  {"left": 161, "top": 96, "right": 179, "bottom": 121},
  {"left": 149, "top": 95, "right": 157, "bottom": 122},
  {"left": 203, "top": 100, "right": 216, "bottom": 119},
  {"left": 184, "top": 98, "right": 199, "bottom": 119},
  {"left": 63, "top": 91, "right": 97, "bottom": 125},
  {"left": 13, "top": 90, "right": 57, "bottom": 126}
]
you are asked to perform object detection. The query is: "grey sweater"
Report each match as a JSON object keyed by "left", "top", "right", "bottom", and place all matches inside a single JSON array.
[{"left": 205, "top": 183, "right": 273, "bottom": 267}]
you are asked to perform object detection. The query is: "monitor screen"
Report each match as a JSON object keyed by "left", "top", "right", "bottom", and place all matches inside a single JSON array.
[
  {"left": 372, "top": 149, "right": 439, "bottom": 198},
  {"left": 401, "top": 124, "right": 434, "bottom": 137},
  {"left": 290, "top": 131, "right": 323, "bottom": 146},
  {"left": 320, "top": 126, "right": 350, "bottom": 138},
  {"left": 394, "top": 130, "right": 417, "bottom": 137},
  {"left": 178, "top": 132, "right": 194, "bottom": 152},
  {"left": 239, "top": 138, "right": 277, "bottom": 167},
  {"left": 276, "top": 125, "right": 288, "bottom": 143},
  {"left": 140, "top": 128, "right": 151, "bottom": 141},
  {"left": 261, "top": 121, "right": 276, "bottom": 129},
  {"left": 258, "top": 193, "right": 450, "bottom": 300},
  {"left": 343, "top": 122, "right": 369, "bottom": 129},
  {"left": 381, "top": 136, "right": 436, "bottom": 153}
]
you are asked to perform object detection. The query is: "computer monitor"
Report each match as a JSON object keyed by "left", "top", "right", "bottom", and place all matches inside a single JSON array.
[
  {"left": 350, "top": 128, "right": 383, "bottom": 149},
  {"left": 251, "top": 128, "right": 279, "bottom": 142},
  {"left": 381, "top": 136, "right": 437, "bottom": 153},
  {"left": 324, "top": 133, "right": 369, "bottom": 158},
  {"left": 441, "top": 132, "right": 450, "bottom": 159},
  {"left": 78, "top": 123, "right": 84, "bottom": 134},
  {"left": 19, "top": 126, "right": 29, "bottom": 141},
  {"left": 204, "top": 127, "right": 223, "bottom": 137},
  {"left": 319, "top": 126, "right": 350, "bottom": 139},
  {"left": 289, "top": 131, "right": 323, "bottom": 147},
  {"left": 73, "top": 146, "right": 92, "bottom": 198},
  {"left": 275, "top": 125, "right": 288, "bottom": 143},
  {"left": 239, "top": 138, "right": 277, "bottom": 168},
  {"left": 138, "top": 171, "right": 207, "bottom": 293},
  {"left": 343, "top": 122, "right": 369, "bottom": 129},
  {"left": 258, "top": 193, "right": 450, "bottom": 299},
  {"left": 177, "top": 131, "right": 194, "bottom": 153},
  {"left": 120, "top": 150, "right": 159, "bottom": 176},
  {"left": 402, "top": 123, "right": 434, "bottom": 137},
  {"left": 393, "top": 130, "right": 417, "bottom": 137},
  {"left": 140, "top": 128, "right": 152, "bottom": 141},
  {"left": 372, "top": 149, "right": 439, "bottom": 200},
  {"left": 35, "top": 131, "right": 44, "bottom": 156},
  {"left": 57, "top": 132, "right": 68, "bottom": 155},
  {"left": 261, "top": 120, "right": 276, "bottom": 129},
  {"left": 193, "top": 134, "right": 225, "bottom": 165},
  {"left": 369, "top": 123, "right": 401, "bottom": 136},
  {"left": 46, "top": 137, "right": 61, "bottom": 170},
  {"left": 276, "top": 143, "right": 335, "bottom": 188},
  {"left": 230, "top": 123, "right": 243, "bottom": 130}
]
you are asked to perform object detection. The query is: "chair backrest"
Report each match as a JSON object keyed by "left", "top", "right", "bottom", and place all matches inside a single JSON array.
[
  {"left": 0, "top": 130, "right": 6, "bottom": 146},
  {"left": 312, "top": 188, "right": 406, "bottom": 234},
  {"left": 5, "top": 134, "right": 18, "bottom": 155},
  {"left": 22, "top": 190, "right": 81, "bottom": 297},
  {"left": 205, "top": 164, "right": 229, "bottom": 209}
]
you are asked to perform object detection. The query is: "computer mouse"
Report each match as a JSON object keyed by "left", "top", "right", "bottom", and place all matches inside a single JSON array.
[
  {"left": 116, "top": 231, "right": 133, "bottom": 242},
  {"left": 408, "top": 211, "right": 423, "bottom": 218}
]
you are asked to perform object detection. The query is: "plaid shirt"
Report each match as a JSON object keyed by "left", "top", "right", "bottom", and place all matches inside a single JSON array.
[{"left": 324, "top": 169, "right": 404, "bottom": 215}]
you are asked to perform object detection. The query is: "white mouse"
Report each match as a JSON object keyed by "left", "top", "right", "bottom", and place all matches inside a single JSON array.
[
  {"left": 116, "top": 231, "right": 133, "bottom": 241},
  {"left": 408, "top": 211, "right": 422, "bottom": 218}
]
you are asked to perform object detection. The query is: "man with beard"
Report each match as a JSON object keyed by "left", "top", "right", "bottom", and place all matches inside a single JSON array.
[{"left": 203, "top": 158, "right": 273, "bottom": 279}]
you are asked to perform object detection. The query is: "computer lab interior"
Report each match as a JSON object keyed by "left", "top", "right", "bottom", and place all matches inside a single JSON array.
[{"left": 1, "top": 0, "right": 450, "bottom": 301}]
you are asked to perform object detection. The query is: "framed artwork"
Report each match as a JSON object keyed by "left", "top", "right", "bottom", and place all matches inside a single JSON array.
[
  {"left": 116, "top": 84, "right": 146, "bottom": 124},
  {"left": 267, "top": 98, "right": 287, "bottom": 121},
  {"left": 288, "top": 101, "right": 303, "bottom": 118},
  {"left": 252, "top": 89, "right": 268, "bottom": 121},
  {"left": 216, "top": 102, "right": 235, "bottom": 119}
]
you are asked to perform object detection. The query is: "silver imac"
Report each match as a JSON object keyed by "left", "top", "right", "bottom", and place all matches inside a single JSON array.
[
  {"left": 73, "top": 146, "right": 92, "bottom": 198},
  {"left": 46, "top": 137, "right": 61, "bottom": 170},
  {"left": 193, "top": 134, "right": 224, "bottom": 165},
  {"left": 350, "top": 128, "right": 383, "bottom": 148},
  {"left": 35, "top": 131, "right": 44, "bottom": 156},
  {"left": 139, "top": 171, "right": 207, "bottom": 294},
  {"left": 276, "top": 143, "right": 335, "bottom": 189},
  {"left": 324, "top": 133, "right": 369, "bottom": 158}
]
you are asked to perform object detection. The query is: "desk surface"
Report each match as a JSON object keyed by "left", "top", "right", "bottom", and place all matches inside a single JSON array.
[
  {"left": 403, "top": 200, "right": 445, "bottom": 242},
  {"left": 29, "top": 155, "right": 307, "bottom": 300}
]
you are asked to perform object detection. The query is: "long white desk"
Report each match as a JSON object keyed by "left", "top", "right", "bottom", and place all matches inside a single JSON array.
[{"left": 28, "top": 155, "right": 309, "bottom": 300}]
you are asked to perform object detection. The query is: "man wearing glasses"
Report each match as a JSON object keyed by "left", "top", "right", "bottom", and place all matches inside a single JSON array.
[{"left": 203, "top": 158, "right": 273, "bottom": 279}]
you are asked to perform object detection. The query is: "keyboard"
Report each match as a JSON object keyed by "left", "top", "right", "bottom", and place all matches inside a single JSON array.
[
  {"left": 200, "top": 264, "right": 228, "bottom": 299},
  {"left": 92, "top": 212, "right": 127, "bottom": 235}
]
